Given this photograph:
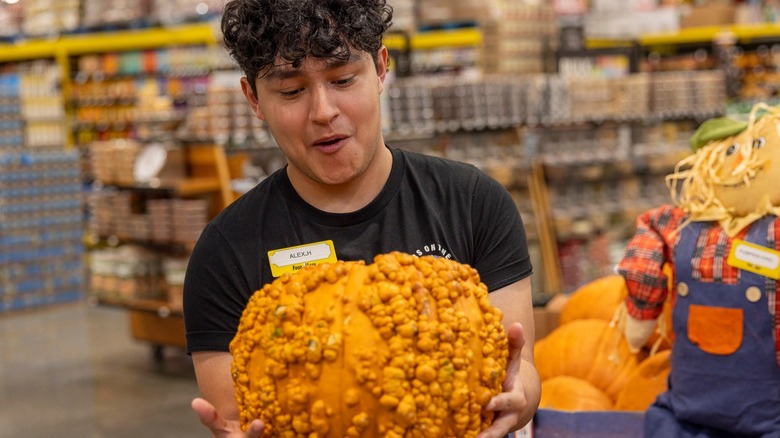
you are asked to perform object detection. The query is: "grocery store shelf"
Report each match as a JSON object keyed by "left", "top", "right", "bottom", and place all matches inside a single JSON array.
[
  {"left": 641, "top": 23, "right": 780, "bottom": 46},
  {"left": 0, "top": 22, "right": 219, "bottom": 63},
  {"left": 92, "top": 296, "right": 181, "bottom": 317},
  {"left": 410, "top": 27, "right": 482, "bottom": 50},
  {"left": 587, "top": 23, "right": 780, "bottom": 50},
  {"left": 105, "top": 177, "right": 222, "bottom": 196},
  {"left": 0, "top": 23, "right": 486, "bottom": 64}
]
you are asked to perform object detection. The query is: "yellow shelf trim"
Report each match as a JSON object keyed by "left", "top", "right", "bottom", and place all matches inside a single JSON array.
[
  {"left": 0, "top": 23, "right": 492, "bottom": 64},
  {"left": 410, "top": 28, "right": 482, "bottom": 51},
  {"left": 0, "top": 22, "right": 218, "bottom": 62},
  {"left": 589, "top": 23, "right": 780, "bottom": 49}
]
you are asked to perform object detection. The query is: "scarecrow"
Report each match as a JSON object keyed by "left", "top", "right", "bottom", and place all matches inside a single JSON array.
[{"left": 617, "top": 102, "right": 780, "bottom": 436}]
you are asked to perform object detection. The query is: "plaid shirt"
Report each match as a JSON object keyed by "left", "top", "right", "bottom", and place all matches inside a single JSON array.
[{"left": 618, "top": 205, "right": 780, "bottom": 362}]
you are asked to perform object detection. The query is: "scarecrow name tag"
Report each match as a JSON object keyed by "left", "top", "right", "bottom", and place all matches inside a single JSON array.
[
  {"left": 727, "top": 239, "right": 780, "bottom": 280},
  {"left": 268, "top": 240, "right": 337, "bottom": 277}
]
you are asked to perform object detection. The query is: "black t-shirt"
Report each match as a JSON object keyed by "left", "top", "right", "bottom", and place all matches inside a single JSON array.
[{"left": 183, "top": 146, "right": 532, "bottom": 353}]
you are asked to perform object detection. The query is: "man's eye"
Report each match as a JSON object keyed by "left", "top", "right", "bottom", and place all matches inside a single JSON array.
[
  {"left": 280, "top": 88, "right": 302, "bottom": 97},
  {"left": 726, "top": 143, "right": 738, "bottom": 155},
  {"left": 752, "top": 137, "right": 766, "bottom": 149},
  {"left": 334, "top": 76, "right": 355, "bottom": 86}
]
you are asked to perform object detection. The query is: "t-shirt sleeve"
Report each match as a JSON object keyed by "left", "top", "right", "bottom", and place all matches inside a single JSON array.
[
  {"left": 182, "top": 223, "right": 253, "bottom": 353},
  {"left": 469, "top": 172, "right": 532, "bottom": 291}
]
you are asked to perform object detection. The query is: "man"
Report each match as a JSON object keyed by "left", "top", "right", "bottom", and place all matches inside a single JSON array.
[{"left": 184, "top": 1, "right": 541, "bottom": 436}]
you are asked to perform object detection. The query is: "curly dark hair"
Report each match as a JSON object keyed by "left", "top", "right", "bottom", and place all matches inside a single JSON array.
[{"left": 222, "top": 0, "right": 393, "bottom": 96}]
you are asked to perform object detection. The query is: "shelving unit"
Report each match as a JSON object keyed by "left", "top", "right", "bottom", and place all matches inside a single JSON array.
[
  {"left": 4, "top": 15, "right": 778, "bottom": 327},
  {"left": 87, "top": 143, "right": 238, "bottom": 356}
]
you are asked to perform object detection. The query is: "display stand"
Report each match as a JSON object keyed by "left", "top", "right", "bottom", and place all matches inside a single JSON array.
[{"left": 90, "top": 144, "right": 240, "bottom": 358}]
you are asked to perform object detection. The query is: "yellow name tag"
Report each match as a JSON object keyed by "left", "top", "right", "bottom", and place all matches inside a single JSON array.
[
  {"left": 268, "top": 240, "right": 338, "bottom": 278},
  {"left": 727, "top": 238, "right": 780, "bottom": 280}
]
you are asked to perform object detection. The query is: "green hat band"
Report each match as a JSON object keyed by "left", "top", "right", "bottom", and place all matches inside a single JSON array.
[{"left": 689, "top": 117, "right": 748, "bottom": 152}]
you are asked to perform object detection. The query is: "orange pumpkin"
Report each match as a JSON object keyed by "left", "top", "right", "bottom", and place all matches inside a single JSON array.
[
  {"left": 540, "top": 376, "right": 614, "bottom": 411},
  {"left": 230, "top": 252, "right": 508, "bottom": 437},
  {"left": 534, "top": 318, "right": 639, "bottom": 402},
  {"left": 614, "top": 349, "right": 671, "bottom": 411},
  {"left": 558, "top": 275, "right": 628, "bottom": 325}
]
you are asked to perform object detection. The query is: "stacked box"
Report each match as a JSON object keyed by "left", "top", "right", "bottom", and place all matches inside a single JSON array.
[
  {"left": 88, "top": 193, "right": 210, "bottom": 246},
  {"left": 416, "top": 0, "right": 495, "bottom": 27},
  {"left": 480, "top": 2, "right": 558, "bottom": 75},
  {"left": 89, "top": 246, "right": 166, "bottom": 302},
  {"left": 650, "top": 70, "right": 726, "bottom": 119},
  {"left": 81, "top": 0, "right": 152, "bottom": 30},
  {"left": 182, "top": 70, "right": 272, "bottom": 149},
  {"left": 151, "top": 0, "right": 223, "bottom": 26},
  {"left": 21, "top": 0, "right": 79, "bottom": 37},
  {"left": 171, "top": 199, "right": 209, "bottom": 245},
  {"left": 0, "top": 3, "right": 22, "bottom": 38},
  {"left": 0, "top": 151, "right": 85, "bottom": 312},
  {"left": 162, "top": 256, "right": 188, "bottom": 312},
  {"left": 0, "top": 74, "right": 23, "bottom": 153},
  {"left": 90, "top": 139, "right": 143, "bottom": 186},
  {"left": 387, "top": 0, "right": 415, "bottom": 32}
]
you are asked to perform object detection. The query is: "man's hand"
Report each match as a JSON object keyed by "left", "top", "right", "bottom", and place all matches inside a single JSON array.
[
  {"left": 191, "top": 397, "right": 264, "bottom": 438},
  {"left": 477, "top": 323, "right": 529, "bottom": 438}
]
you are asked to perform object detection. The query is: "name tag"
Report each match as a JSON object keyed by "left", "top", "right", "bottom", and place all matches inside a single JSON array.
[
  {"left": 727, "top": 239, "right": 780, "bottom": 280},
  {"left": 268, "top": 240, "right": 337, "bottom": 277}
]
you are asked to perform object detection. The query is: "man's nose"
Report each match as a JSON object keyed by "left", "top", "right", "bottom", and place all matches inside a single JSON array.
[{"left": 309, "top": 84, "right": 339, "bottom": 123}]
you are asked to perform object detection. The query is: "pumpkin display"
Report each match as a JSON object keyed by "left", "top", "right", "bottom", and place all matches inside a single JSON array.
[
  {"left": 230, "top": 252, "right": 508, "bottom": 437},
  {"left": 539, "top": 376, "right": 614, "bottom": 411},
  {"left": 614, "top": 349, "right": 671, "bottom": 412},
  {"left": 555, "top": 273, "right": 673, "bottom": 353},
  {"left": 534, "top": 318, "right": 640, "bottom": 402},
  {"left": 557, "top": 275, "right": 628, "bottom": 325}
]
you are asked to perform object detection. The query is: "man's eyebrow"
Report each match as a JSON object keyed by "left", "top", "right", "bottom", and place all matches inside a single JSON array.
[{"left": 261, "top": 54, "right": 363, "bottom": 82}]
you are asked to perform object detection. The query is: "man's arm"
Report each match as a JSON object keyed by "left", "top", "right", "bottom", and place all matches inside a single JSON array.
[
  {"left": 479, "top": 276, "right": 541, "bottom": 437},
  {"left": 191, "top": 351, "right": 264, "bottom": 437}
]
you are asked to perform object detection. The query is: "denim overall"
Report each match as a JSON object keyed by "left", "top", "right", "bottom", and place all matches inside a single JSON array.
[{"left": 644, "top": 218, "right": 780, "bottom": 437}]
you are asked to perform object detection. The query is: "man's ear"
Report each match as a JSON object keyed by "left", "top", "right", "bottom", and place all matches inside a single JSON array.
[
  {"left": 240, "top": 76, "right": 266, "bottom": 121},
  {"left": 377, "top": 46, "right": 389, "bottom": 95}
]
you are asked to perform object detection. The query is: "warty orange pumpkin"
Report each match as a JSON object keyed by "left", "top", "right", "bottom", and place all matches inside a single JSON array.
[{"left": 230, "top": 252, "right": 508, "bottom": 437}]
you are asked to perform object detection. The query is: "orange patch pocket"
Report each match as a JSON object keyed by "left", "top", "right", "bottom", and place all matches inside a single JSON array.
[{"left": 687, "top": 304, "right": 744, "bottom": 355}]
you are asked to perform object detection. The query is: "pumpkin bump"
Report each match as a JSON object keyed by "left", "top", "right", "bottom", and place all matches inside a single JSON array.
[{"left": 230, "top": 252, "right": 508, "bottom": 437}]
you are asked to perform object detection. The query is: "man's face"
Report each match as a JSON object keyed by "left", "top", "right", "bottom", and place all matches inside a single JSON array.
[
  {"left": 712, "top": 117, "right": 780, "bottom": 216},
  {"left": 241, "top": 48, "right": 389, "bottom": 188}
]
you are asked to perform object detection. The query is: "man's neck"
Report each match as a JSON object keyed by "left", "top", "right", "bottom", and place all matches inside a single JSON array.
[{"left": 288, "top": 145, "right": 393, "bottom": 213}]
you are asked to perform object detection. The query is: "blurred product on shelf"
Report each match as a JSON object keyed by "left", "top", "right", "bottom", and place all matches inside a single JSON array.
[
  {"left": 0, "top": 2, "right": 22, "bottom": 39},
  {"left": 386, "top": 0, "right": 415, "bottom": 32},
  {"left": 179, "top": 70, "right": 272, "bottom": 149},
  {"left": 89, "top": 139, "right": 186, "bottom": 187},
  {"left": 151, "top": 0, "right": 223, "bottom": 26},
  {"left": 385, "top": 70, "right": 725, "bottom": 136},
  {"left": 81, "top": 0, "right": 152, "bottom": 30},
  {"left": 0, "top": 150, "right": 85, "bottom": 313},
  {"left": 21, "top": 0, "right": 80, "bottom": 37},
  {"left": 480, "top": 2, "right": 558, "bottom": 75},
  {"left": 88, "top": 244, "right": 187, "bottom": 312}
]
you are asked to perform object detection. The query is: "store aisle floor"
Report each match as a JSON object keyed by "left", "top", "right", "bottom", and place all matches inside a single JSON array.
[{"left": 0, "top": 301, "right": 207, "bottom": 438}]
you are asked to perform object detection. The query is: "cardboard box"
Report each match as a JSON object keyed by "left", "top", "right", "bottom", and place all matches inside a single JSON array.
[
  {"left": 680, "top": 3, "right": 736, "bottom": 28},
  {"left": 534, "top": 307, "right": 561, "bottom": 341}
]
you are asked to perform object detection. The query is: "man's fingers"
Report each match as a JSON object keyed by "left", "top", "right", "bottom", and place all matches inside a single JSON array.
[
  {"left": 485, "top": 390, "right": 527, "bottom": 413},
  {"left": 246, "top": 420, "right": 265, "bottom": 438},
  {"left": 507, "top": 322, "right": 526, "bottom": 356},
  {"left": 191, "top": 398, "right": 228, "bottom": 432},
  {"left": 503, "top": 323, "right": 525, "bottom": 389},
  {"left": 476, "top": 412, "right": 520, "bottom": 438}
]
